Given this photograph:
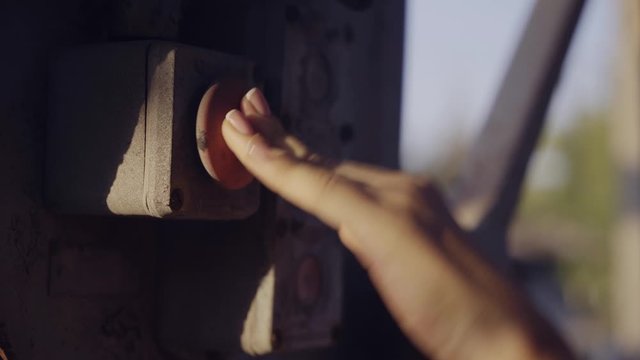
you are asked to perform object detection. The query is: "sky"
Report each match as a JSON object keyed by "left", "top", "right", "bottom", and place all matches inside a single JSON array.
[{"left": 400, "top": 0, "right": 618, "bottom": 172}]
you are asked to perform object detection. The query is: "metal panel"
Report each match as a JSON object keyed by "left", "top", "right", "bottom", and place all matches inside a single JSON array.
[
  {"left": 0, "top": 0, "right": 406, "bottom": 359},
  {"left": 46, "top": 42, "right": 259, "bottom": 220}
]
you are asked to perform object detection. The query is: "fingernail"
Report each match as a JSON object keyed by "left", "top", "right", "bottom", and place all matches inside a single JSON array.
[
  {"left": 245, "top": 87, "right": 271, "bottom": 116},
  {"left": 226, "top": 109, "right": 254, "bottom": 135}
]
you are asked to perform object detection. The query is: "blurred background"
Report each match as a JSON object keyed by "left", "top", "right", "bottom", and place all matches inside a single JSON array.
[{"left": 401, "top": 1, "right": 639, "bottom": 359}]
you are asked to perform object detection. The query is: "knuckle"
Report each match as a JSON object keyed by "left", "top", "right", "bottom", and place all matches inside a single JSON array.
[
  {"left": 412, "top": 177, "right": 442, "bottom": 202},
  {"left": 412, "top": 176, "right": 436, "bottom": 192},
  {"left": 389, "top": 176, "right": 444, "bottom": 220},
  {"left": 312, "top": 169, "right": 368, "bottom": 214},
  {"left": 310, "top": 170, "right": 342, "bottom": 214},
  {"left": 397, "top": 176, "right": 432, "bottom": 200},
  {"left": 317, "top": 170, "right": 342, "bottom": 201}
]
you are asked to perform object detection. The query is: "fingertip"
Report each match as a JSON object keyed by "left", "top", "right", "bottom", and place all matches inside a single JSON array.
[
  {"left": 221, "top": 114, "right": 247, "bottom": 154},
  {"left": 241, "top": 95, "right": 259, "bottom": 116},
  {"left": 221, "top": 118, "right": 271, "bottom": 164},
  {"left": 245, "top": 87, "right": 271, "bottom": 116},
  {"left": 225, "top": 109, "right": 254, "bottom": 135}
]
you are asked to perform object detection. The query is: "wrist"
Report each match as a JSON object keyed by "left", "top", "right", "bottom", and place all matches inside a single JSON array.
[{"left": 455, "top": 314, "right": 575, "bottom": 360}]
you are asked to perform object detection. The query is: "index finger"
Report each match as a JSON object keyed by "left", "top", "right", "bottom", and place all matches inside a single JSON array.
[{"left": 221, "top": 110, "right": 374, "bottom": 229}]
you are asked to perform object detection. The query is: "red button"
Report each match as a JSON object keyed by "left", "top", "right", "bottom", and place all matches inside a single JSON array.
[{"left": 196, "top": 81, "right": 254, "bottom": 189}]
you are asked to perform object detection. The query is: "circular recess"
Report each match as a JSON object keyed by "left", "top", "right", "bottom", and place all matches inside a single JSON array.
[{"left": 196, "top": 81, "right": 254, "bottom": 189}]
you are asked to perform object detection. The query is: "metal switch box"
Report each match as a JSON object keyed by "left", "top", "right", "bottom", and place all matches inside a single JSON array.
[{"left": 46, "top": 41, "right": 259, "bottom": 219}]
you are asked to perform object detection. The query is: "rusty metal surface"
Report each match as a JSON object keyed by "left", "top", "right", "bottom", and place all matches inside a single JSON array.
[
  {"left": 0, "top": 1, "right": 171, "bottom": 358},
  {"left": 0, "top": 0, "right": 407, "bottom": 359},
  {"left": 272, "top": 1, "right": 414, "bottom": 359}
]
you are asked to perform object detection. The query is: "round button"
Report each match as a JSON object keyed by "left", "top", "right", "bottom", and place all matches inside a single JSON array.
[{"left": 196, "top": 81, "right": 254, "bottom": 189}]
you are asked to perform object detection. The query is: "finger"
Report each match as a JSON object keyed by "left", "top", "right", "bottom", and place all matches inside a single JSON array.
[
  {"left": 240, "top": 90, "right": 309, "bottom": 158},
  {"left": 241, "top": 87, "right": 282, "bottom": 140},
  {"left": 240, "top": 91, "right": 261, "bottom": 117},
  {"left": 239, "top": 87, "right": 405, "bottom": 188},
  {"left": 333, "top": 161, "right": 407, "bottom": 187},
  {"left": 241, "top": 96, "right": 283, "bottom": 140},
  {"left": 222, "top": 110, "right": 374, "bottom": 229},
  {"left": 244, "top": 87, "right": 271, "bottom": 116}
]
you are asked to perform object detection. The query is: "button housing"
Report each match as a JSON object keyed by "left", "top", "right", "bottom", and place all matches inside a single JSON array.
[{"left": 46, "top": 41, "right": 259, "bottom": 220}]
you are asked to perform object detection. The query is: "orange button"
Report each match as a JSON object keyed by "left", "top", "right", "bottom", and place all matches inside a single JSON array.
[{"left": 196, "top": 82, "right": 254, "bottom": 189}]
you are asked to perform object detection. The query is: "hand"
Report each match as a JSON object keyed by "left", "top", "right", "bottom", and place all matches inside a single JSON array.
[{"left": 221, "top": 88, "right": 574, "bottom": 360}]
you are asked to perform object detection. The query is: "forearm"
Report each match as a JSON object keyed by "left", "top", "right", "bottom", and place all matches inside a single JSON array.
[{"left": 441, "top": 229, "right": 575, "bottom": 360}]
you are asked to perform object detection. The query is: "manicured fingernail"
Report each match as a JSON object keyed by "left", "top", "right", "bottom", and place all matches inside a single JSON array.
[
  {"left": 245, "top": 87, "right": 271, "bottom": 116},
  {"left": 226, "top": 109, "right": 254, "bottom": 135}
]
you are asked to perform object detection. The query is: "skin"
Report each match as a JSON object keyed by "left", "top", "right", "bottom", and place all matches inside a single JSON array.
[{"left": 222, "top": 87, "right": 575, "bottom": 360}]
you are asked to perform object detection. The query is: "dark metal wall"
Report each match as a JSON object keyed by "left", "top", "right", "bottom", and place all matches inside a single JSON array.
[{"left": 0, "top": 0, "right": 410, "bottom": 359}]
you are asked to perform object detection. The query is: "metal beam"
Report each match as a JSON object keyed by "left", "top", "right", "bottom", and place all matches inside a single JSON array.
[{"left": 450, "top": 0, "right": 586, "bottom": 266}]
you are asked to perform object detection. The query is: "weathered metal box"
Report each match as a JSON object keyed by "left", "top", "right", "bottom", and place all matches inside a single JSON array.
[{"left": 46, "top": 41, "right": 259, "bottom": 219}]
